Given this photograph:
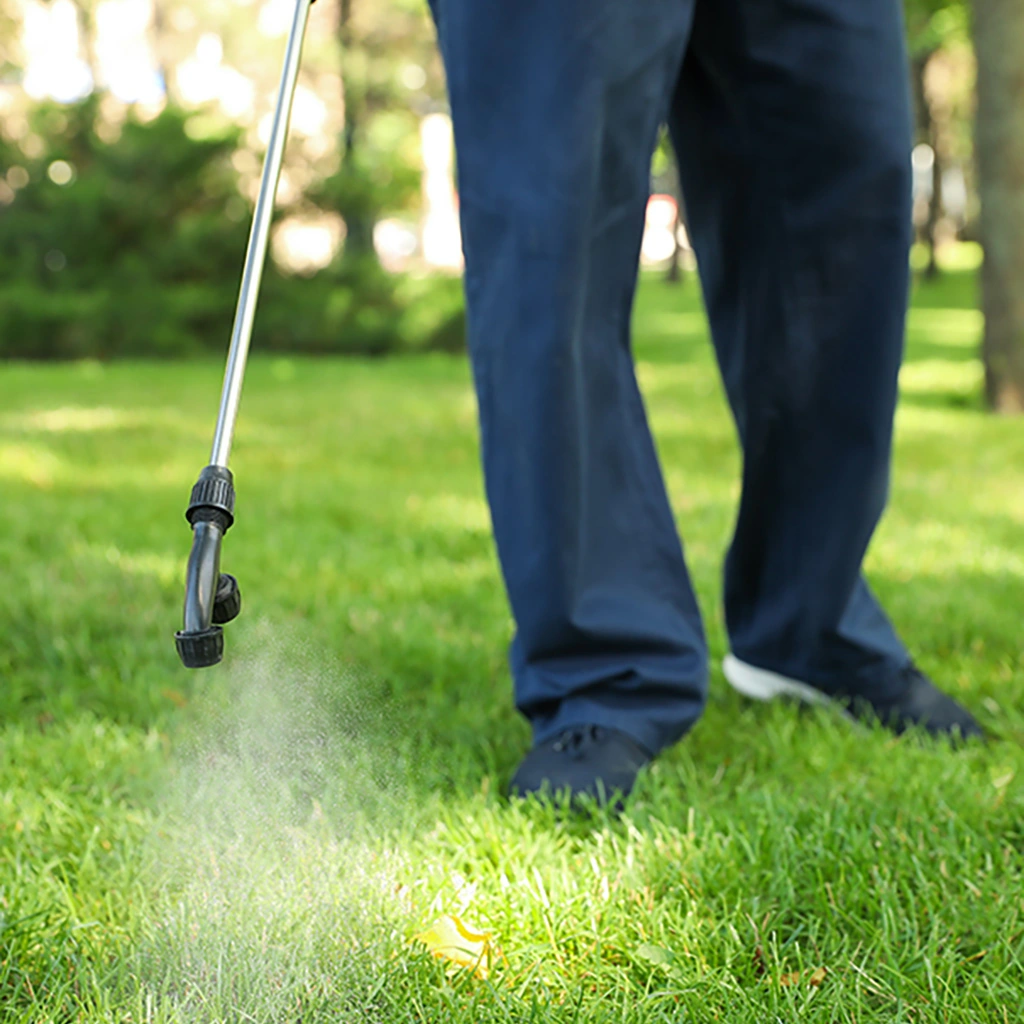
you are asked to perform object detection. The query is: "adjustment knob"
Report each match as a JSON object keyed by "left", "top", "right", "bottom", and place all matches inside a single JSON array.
[{"left": 212, "top": 573, "right": 242, "bottom": 624}]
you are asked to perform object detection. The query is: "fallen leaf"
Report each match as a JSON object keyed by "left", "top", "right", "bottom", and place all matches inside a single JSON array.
[
  {"left": 778, "top": 967, "right": 827, "bottom": 988},
  {"left": 636, "top": 944, "right": 675, "bottom": 969},
  {"left": 414, "top": 914, "right": 493, "bottom": 978}
]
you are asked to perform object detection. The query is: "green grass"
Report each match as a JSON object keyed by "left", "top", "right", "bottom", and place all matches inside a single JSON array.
[{"left": 1, "top": 265, "right": 1023, "bottom": 1022}]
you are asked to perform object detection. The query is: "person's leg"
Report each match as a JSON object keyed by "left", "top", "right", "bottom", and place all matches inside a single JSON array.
[
  {"left": 667, "top": 0, "right": 979, "bottom": 731},
  {"left": 429, "top": 0, "right": 704, "bottom": 764}
]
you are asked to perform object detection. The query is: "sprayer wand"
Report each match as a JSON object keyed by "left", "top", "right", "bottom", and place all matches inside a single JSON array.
[{"left": 176, "top": 0, "right": 315, "bottom": 668}]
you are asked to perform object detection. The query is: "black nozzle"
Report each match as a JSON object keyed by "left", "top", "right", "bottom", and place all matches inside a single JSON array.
[
  {"left": 177, "top": 465, "right": 241, "bottom": 669},
  {"left": 212, "top": 573, "right": 242, "bottom": 624},
  {"left": 175, "top": 626, "right": 224, "bottom": 668}
]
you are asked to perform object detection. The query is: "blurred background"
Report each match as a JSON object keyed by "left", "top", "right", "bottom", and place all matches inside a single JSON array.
[
  {"left": 0, "top": 0, "right": 1021, "bottom": 409},
  {"left": 1, "top": 10, "right": 1023, "bottom": 1017}
]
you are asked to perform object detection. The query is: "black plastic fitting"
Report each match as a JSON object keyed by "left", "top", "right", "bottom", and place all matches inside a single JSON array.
[
  {"left": 186, "top": 464, "right": 235, "bottom": 528},
  {"left": 213, "top": 573, "right": 242, "bottom": 624},
  {"left": 175, "top": 465, "right": 241, "bottom": 668},
  {"left": 175, "top": 626, "right": 224, "bottom": 668}
]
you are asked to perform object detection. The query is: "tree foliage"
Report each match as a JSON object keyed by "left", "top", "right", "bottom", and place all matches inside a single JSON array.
[
  {"left": 905, "top": 0, "right": 970, "bottom": 55},
  {"left": 0, "top": 97, "right": 463, "bottom": 359}
]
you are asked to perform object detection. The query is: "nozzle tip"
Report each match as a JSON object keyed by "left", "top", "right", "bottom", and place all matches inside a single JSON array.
[{"left": 175, "top": 626, "right": 224, "bottom": 668}]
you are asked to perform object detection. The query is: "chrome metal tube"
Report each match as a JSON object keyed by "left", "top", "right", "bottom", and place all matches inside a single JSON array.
[{"left": 209, "top": 0, "right": 313, "bottom": 468}]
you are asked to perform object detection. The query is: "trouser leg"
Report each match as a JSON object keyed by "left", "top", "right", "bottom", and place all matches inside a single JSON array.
[
  {"left": 430, "top": 0, "right": 706, "bottom": 754},
  {"left": 667, "top": 0, "right": 914, "bottom": 699}
]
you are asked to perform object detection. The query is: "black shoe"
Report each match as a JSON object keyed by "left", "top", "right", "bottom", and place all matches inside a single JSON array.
[
  {"left": 508, "top": 725, "right": 653, "bottom": 806},
  {"left": 724, "top": 655, "right": 984, "bottom": 742}
]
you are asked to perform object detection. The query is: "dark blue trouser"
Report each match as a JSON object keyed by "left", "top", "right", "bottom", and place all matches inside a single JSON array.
[{"left": 428, "top": 0, "right": 914, "bottom": 757}]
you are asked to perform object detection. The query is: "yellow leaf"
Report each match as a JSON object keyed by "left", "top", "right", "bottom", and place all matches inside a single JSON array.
[
  {"left": 414, "top": 914, "right": 493, "bottom": 979},
  {"left": 778, "top": 967, "right": 827, "bottom": 988}
]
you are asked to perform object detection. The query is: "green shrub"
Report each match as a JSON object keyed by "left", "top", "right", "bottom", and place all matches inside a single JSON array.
[{"left": 0, "top": 98, "right": 465, "bottom": 359}]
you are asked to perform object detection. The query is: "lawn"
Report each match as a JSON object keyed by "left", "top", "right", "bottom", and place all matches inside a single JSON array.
[{"left": 1, "top": 265, "right": 1022, "bottom": 1022}]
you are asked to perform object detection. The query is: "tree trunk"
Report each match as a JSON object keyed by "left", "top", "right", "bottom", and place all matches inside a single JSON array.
[
  {"left": 911, "top": 51, "right": 943, "bottom": 280},
  {"left": 973, "top": 0, "right": 1024, "bottom": 413},
  {"left": 149, "top": 0, "right": 178, "bottom": 105},
  {"left": 664, "top": 158, "right": 685, "bottom": 285},
  {"left": 925, "top": 136, "right": 943, "bottom": 280},
  {"left": 337, "top": 0, "right": 376, "bottom": 260},
  {"left": 665, "top": 204, "right": 683, "bottom": 284},
  {"left": 72, "top": 0, "right": 101, "bottom": 92}
]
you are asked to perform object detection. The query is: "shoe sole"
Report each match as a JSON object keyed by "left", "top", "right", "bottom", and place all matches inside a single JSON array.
[{"left": 723, "top": 654, "right": 855, "bottom": 721}]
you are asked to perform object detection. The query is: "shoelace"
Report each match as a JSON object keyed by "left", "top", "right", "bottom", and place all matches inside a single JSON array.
[{"left": 552, "top": 725, "right": 607, "bottom": 760}]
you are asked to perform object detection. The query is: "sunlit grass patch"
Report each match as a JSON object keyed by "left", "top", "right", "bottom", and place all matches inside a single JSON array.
[
  {"left": 899, "top": 358, "right": 985, "bottom": 404},
  {"left": 1, "top": 269, "right": 1022, "bottom": 1022},
  {"left": 904, "top": 307, "right": 983, "bottom": 346}
]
